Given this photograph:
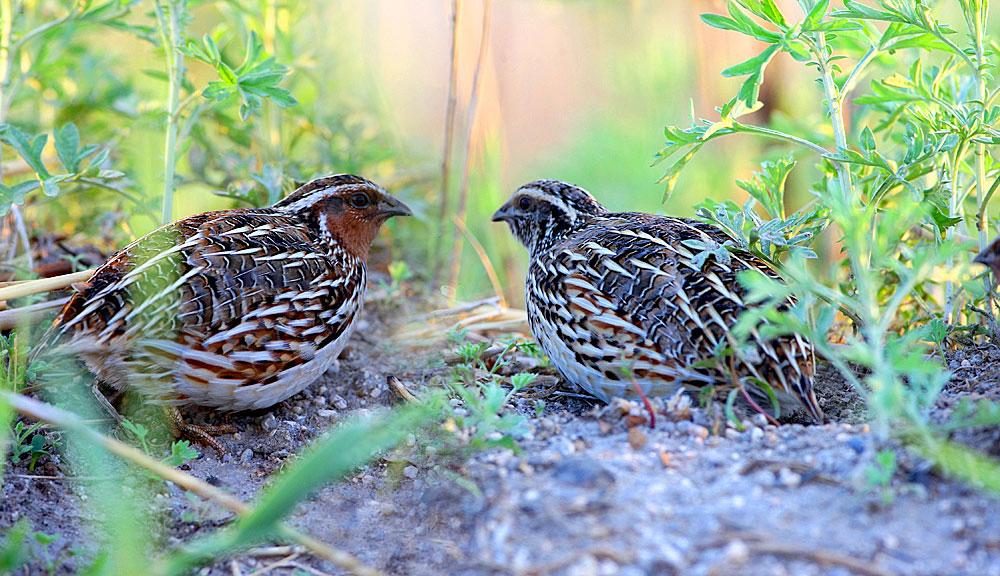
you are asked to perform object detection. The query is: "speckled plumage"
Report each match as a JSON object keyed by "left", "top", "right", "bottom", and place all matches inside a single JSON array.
[
  {"left": 494, "top": 180, "right": 823, "bottom": 422},
  {"left": 31, "top": 174, "right": 411, "bottom": 411}
]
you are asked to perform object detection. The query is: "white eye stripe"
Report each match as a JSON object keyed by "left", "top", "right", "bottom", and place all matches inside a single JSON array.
[{"left": 515, "top": 188, "right": 578, "bottom": 221}]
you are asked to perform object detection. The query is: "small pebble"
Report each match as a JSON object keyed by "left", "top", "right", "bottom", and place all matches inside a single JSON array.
[
  {"left": 317, "top": 409, "right": 338, "bottom": 418},
  {"left": 628, "top": 427, "right": 647, "bottom": 450},
  {"left": 723, "top": 539, "right": 749, "bottom": 564},
  {"left": 240, "top": 448, "right": 254, "bottom": 464},
  {"left": 778, "top": 467, "right": 801, "bottom": 488},
  {"left": 403, "top": 465, "right": 419, "bottom": 479}
]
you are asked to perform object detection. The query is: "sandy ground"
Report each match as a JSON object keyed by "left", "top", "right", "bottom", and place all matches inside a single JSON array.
[{"left": 2, "top": 289, "right": 999, "bottom": 576}]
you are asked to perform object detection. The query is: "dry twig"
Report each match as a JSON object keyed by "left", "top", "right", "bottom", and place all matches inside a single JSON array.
[{"left": 0, "top": 268, "right": 93, "bottom": 302}]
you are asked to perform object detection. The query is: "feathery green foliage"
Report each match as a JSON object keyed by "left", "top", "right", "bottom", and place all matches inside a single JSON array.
[{"left": 664, "top": 0, "right": 1000, "bottom": 490}]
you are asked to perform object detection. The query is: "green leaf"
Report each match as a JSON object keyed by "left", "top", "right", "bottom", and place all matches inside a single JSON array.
[
  {"left": 727, "top": 2, "right": 782, "bottom": 41},
  {"left": 700, "top": 13, "right": 744, "bottom": 34},
  {"left": 860, "top": 126, "right": 876, "bottom": 151},
  {"left": 722, "top": 44, "right": 780, "bottom": 77},
  {"left": 723, "top": 44, "right": 780, "bottom": 107},
  {"left": 736, "top": 154, "right": 796, "bottom": 219},
  {"left": 803, "top": 0, "right": 830, "bottom": 30},
  {"left": 0, "top": 124, "right": 51, "bottom": 179},
  {"left": 756, "top": 0, "right": 787, "bottom": 28},
  {"left": 54, "top": 123, "right": 81, "bottom": 172},
  {"left": 0, "top": 181, "right": 40, "bottom": 216}
]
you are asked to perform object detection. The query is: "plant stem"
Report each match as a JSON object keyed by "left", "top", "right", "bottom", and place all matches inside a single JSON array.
[
  {"left": 262, "top": 0, "right": 281, "bottom": 162},
  {"left": 431, "top": 0, "right": 461, "bottom": 288},
  {"left": 446, "top": 0, "right": 492, "bottom": 303},
  {"left": 815, "top": 35, "right": 853, "bottom": 203},
  {"left": 971, "top": 0, "right": 992, "bottom": 312},
  {"left": 839, "top": 44, "right": 878, "bottom": 103},
  {"left": 733, "top": 123, "right": 830, "bottom": 156},
  {"left": 154, "top": 0, "right": 184, "bottom": 225},
  {"left": 0, "top": 0, "right": 14, "bottom": 176}
]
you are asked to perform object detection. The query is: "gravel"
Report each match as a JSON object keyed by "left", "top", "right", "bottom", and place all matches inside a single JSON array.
[{"left": 2, "top": 292, "right": 999, "bottom": 575}]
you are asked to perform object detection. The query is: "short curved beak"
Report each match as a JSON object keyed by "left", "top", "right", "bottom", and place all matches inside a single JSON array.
[
  {"left": 377, "top": 195, "right": 413, "bottom": 218},
  {"left": 491, "top": 203, "right": 513, "bottom": 223}
]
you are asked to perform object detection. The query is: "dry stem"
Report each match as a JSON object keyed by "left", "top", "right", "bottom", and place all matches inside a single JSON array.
[
  {"left": 431, "top": 0, "right": 462, "bottom": 287},
  {"left": 445, "top": 0, "right": 493, "bottom": 302},
  {"left": 0, "top": 269, "right": 93, "bottom": 302}
]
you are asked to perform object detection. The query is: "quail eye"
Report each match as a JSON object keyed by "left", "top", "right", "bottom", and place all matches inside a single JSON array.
[
  {"left": 517, "top": 196, "right": 532, "bottom": 210},
  {"left": 348, "top": 192, "right": 372, "bottom": 209}
]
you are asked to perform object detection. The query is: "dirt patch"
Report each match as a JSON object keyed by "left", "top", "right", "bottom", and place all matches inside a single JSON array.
[{"left": 2, "top": 290, "right": 999, "bottom": 576}]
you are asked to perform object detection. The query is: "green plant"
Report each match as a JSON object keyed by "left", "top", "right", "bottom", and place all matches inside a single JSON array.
[
  {"left": 864, "top": 448, "right": 898, "bottom": 504},
  {"left": 662, "top": 0, "right": 1000, "bottom": 490},
  {"left": 447, "top": 378, "right": 528, "bottom": 453},
  {"left": 7, "top": 419, "right": 54, "bottom": 471}
]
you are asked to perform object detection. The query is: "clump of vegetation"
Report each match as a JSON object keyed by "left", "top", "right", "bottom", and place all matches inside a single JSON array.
[{"left": 658, "top": 0, "right": 999, "bottom": 489}]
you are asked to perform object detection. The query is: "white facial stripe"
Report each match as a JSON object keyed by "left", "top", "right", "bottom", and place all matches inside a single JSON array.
[
  {"left": 277, "top": 184, "right": 384, "bottom": 213},
  {"left": 516, "top": 188, "right": 577, "bottom": 221}
]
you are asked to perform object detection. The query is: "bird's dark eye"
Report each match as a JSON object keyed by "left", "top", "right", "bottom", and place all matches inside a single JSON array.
[
  {"left": 517, "top": 196, "right": 532, "bottom": 210},
  {"left": 348, "top": 192, "right": 372, "bottom": 209}
]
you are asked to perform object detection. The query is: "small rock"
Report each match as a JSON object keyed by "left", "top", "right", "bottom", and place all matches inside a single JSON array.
[
  {"left": 552, "top": 457, "right": 615, "bottom": 489},
  {"left": 240, "top": 448, "right": 254, "bottom": 464},
  {"left": 724, "top": 539, "right": 749, "bottom": 564},
  {"left": 317, "top": 409, "right": 338, "bottom": 418},
  {"left": 847, "top": 438, "right": 866, "bottom": 454},
  {"left": 749, "top": 427, "right": 764, "bottom": 443},
  {"left": 261, "top": 414, "right": 278, "bottom": 431},
  {"left": 778, "top": 467, "right": 801, "bottom": 488},
  {"left": 628, "top": 427, "right": 647, "bottom": 450},
  {"left": 403, "top": 465, "right": 419, "bottom": 479},
  {"left": 690, "top": 425, "right": 709, "bottom": 439}
]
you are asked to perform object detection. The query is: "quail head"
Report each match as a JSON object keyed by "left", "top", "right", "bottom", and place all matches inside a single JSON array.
[
  {"left": 31, "top": 174, "right": 411, "bottom": 412},
  {"left": 493, "top": 179, "right": 824, "bottom": 423},
  {"left": 974, "top": 236, "right": 1000, "bottom": 284}
]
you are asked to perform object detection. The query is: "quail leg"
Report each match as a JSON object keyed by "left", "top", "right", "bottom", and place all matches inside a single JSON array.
[
  {"left": 165, "top": 407, "right": 236, "bottom": 457},
  {"left": 91, "top": 384, "right": 124, "bottom": 425}
]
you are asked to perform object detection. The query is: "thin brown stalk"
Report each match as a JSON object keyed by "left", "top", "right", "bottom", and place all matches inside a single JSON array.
[
  {"left": 451, "top": 214, "right": 506, "bottom": 307},
  {"left": 0, "top": 269, "right": 93, "bottom": 302},
  {"left": 431, "top": 0, "right": 462, "bottom": 287},
  {"left": 445, "top": 0, "right": 493, "bottom": 303},
  {"left": 2, "top": 391, "right": 382, "bottom": 576}
]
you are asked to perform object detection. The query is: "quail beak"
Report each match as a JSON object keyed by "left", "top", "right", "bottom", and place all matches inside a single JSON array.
[
  {"left": 491, "top": 203, "right": 514, "bottom": 223},
  {"left": 376, "top": 195, "right": 413, "bottom": 218}
]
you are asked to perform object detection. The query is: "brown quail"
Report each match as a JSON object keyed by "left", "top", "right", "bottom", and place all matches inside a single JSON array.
[
  {"left": 493, "top": 179, "right": 823, "bottom": 423},
  {"left": 31, "top": 174, "right": 411, "bottom": 415}
]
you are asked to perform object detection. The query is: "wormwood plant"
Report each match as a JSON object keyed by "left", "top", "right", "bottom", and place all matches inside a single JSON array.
[{"left": 657, "top": 0, "right": 999, "bottom": 489}]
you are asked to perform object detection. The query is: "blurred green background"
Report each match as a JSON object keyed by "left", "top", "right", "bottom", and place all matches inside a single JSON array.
[{"left": 10, "top": 0, "right": 848, "bottom": 303}]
